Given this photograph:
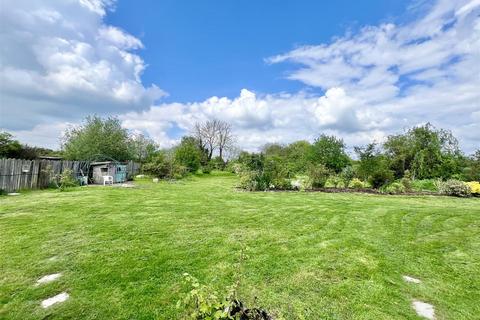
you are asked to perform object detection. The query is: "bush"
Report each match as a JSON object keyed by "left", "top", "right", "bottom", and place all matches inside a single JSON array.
[
  {"left": 368, "top": 168, "right": 394, "bottom": 189},
  {"left": 231, "top": 163, "right": 243, "bottom": 174},
  {"left": 401, "top": 170, "right": 413, "bottom": 191},
  {"left": 177, "top": 273, "right": 272, "bottom": 320},
  {"left": 329, "top": 174, "right": 342, "bottom": 188},
  {"left": 201, "top": 163, "right": 212, "bottom": 174},
  {"left": 237, "top": 156, "right": 291, "bottom": 191},
  {"left": 58, "top": 169, "right": 78, "bottom": 191},
  {"left": 174, "top": 136, "right": 202, "bottom": 173},
  {"left": 264, "top": 156, "right": 291, "bottom": 190},
  {"left": 437, "top": 179, "right": 471, "bottom": 197},
  {"left": 381, "top": 182, "right": 406, "bottom": 194},
  {"left": 142, "top": 152, "right": 189, "bottom": 180},
  {"left": 238, "top": 170, "right": 271, "bottom": 191},
  {"left": 210, "top": 156, "right": 226, "bottom": 170},
  {"left": 411, "top": 179, "right": 439, "bottom": 192},
  {"left": 142, "top": 153, "right": 171, "bottom": 178},
  {"left": 350, "top": 178, "right": 365, "bottom": 189},
  {"left": 340, "top": 166, "right": 355, "bottom": 188},
  {"left": 290, "top": 176, "right": 309, "bottom": 191},
  {"left": 172, "top": 165, "right": 188, "bottom": 180},
  {"left": 306, "top": 164, "right": 330, "bottom": 188},
  {"left": 177, "top": 273, "right": 235, "bottom": 319},
  {"left": 466, "top": 181, "right": 480, "bottom": 195}
]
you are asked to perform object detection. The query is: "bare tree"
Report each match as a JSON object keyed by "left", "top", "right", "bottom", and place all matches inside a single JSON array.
[
  {"left": 193, "top": 119, "right": 219, "bottom": 161},
  {"left": 193, "top": 119, "right": 234, "bottom": 162},
  {"left": 217, "top": 121, "right": 234, "bottom": 161}
]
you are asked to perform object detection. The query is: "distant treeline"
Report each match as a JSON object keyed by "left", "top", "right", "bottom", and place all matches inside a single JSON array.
[{"left": 2, "top": 117, "right": 479, "bottom": 184}]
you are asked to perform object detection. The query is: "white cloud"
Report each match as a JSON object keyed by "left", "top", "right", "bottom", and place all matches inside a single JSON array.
[
  {"left": 121, "top": 0, "right": 479, "bottom": 153},
  {"left": 0, "top": 0, "right": 165, "bottom": 132},
  {"left": 264, "top": 0, "right": 480, "bottom": 152},
  {"left": 119, "top": 87, "right": 387, "bottom": 151},
  {"left": 2, "top": 0, "right": 479, "bottom": 154}
]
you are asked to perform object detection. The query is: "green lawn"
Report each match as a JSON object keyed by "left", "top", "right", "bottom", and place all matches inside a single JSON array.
[{"left": 1, "top": 173, "right": 479, "bottom": 319}]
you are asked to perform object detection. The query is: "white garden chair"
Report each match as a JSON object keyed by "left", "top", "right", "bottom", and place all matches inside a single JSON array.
[{"left": 103, "top": 175, "right": 114, "bottom": 186}]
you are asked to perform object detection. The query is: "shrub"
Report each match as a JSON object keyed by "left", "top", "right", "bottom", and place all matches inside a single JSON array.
[
  {"left": 329, "top": 174, "right": 342, "bottom": 188},
  {"left": 381, "top": 182, "right": 406, "bottom": 194},
  {"left": 143, "top": 152, "right": 189, "bottom": 180},
  {"left": 437, "top": 179, "right": 471, "bottom": 197},
  {"left": 237, "top": 152, "right": 265, "bottom": 171},
  {"left": 411, "top": 179, "right": 438, "bottom": 192},
  {"left": 306, "top": 164, "right": 330, "bottom": 188},
  {"left": 231, "top": 163, "right": 243, "bottom": 174},
  {"left": 177, "top": 273, "right": 273, "bottom": 320},
  {"left": 174, "top": 136, "right": 202, "bottom": 173},
  {"left": 290, "top": 176, "right": 309, "bottom": 191},
  {"left": 142, "top": 153, "right": 171, "bottom": 178},
  {"left": 401, "top": 170, "right": 413, "bottom": 192},
  {"left": 264, "top": 156, "right": 291, "bottom": 190},
  {"left": 368, "top": 168, "right": 394, "bottom": 189},
  {"left": 466, "top": 181, "right": 480, "bottom": 195},
  {"left": 177, "top": 273, "right": 235, "bottom": 319},
  {"left": 210, "top": 156, "right": 225, "bottom": 170},
  {"left": 238, "top": 171, "right": 270, "bottom": 191},
  {"left": 172, "top": 165, "right": 188, "bottom": 180},
  {"left": 237, "top": 158, "right": 292, "bottom": 191},
  {"left": 201, "top": 163, "right": 212, "bottom": 174},
  {"left": 59, "top": 169, "right": 78, "bottom": 191},
  {"left": 350, "top": 178, "right": 365, "bottom": 189},
  {"left": 340, "top": 166, "right": 355, "bottom": 188}
]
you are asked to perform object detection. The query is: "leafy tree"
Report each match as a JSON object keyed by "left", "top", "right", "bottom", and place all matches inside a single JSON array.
[
  {"left": 355, "top": 142, "right": 394, "bottom": 187},
  {"left": 129, "top": 133, "right": 158, "bottom": 163},
  {"left": 0, "top": 131, "right": 61, "bottom": 159},
  {"left": 309, "top": 134, "right": 350, "bottom": 173},
  {"left": 384, "top": 123, "right": 463, "bottom": 179},
  {"left": 285, "top": 140, "right": 312, "bottom": 173},
  {"left": 174, "top": 136, "right": 202, "bottom": 172},
  {"left": 463, "top": 150, "right": 480, "bottom": 181},
  {"left": 237, "top": 151, "right": 265, "bottom": 171},
  {"left": 354, "top": 143, "right": 380, "bottom": 181},
  {"left": 262, "top": 143, "right": 286, "bottom": 157},
  {"left": 62, "top": 116, "right": 133, "bottom": 161},
  {"left": 383, "top": 134, "right": 411, "bottom": 178},
  {"left": 0, "top": 131, "right": 22, "bottom": 158}
]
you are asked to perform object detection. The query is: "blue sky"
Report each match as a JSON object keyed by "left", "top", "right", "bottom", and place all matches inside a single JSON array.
[
  {"left": 106, "top": 0, "right": 409, "bottom": 102},
  {"left": 1, "top": 0, "right": 479, "bottom": 153}
]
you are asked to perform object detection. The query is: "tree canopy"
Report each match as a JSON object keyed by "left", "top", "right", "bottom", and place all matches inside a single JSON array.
[
  {"left": 62, "top": 116, "right": 134, "bottom": 161},
  {"left": 309, "top": 134, "right": 350, "bottom": 173}
]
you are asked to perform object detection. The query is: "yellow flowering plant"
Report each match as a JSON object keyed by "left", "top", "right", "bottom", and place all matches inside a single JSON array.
[{"left": 466, "top": 181, "right": 480, "bottom": 195}]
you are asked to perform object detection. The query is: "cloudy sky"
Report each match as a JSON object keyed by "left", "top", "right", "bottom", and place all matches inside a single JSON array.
[{"left": 0, "top": 0, "right": 479, "bottom": 153}]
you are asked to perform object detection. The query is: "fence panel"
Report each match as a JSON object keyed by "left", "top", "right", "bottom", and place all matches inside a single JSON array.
[{"left": 0, "top": 158, "right": 140, "bottom": 192}]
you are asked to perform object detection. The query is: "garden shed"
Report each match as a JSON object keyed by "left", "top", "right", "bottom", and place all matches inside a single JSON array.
[{"left": 90, "top": 161, "right": 127, "bottom": 184}]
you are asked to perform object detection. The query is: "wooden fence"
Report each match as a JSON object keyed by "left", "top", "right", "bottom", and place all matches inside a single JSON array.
[{"left": 0, "top": 158, "right": 140, "bottom": 192}]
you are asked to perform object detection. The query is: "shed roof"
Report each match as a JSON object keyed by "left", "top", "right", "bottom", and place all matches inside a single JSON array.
[{"left": 90, "top": 161, "right": 115, "bottom": 165}]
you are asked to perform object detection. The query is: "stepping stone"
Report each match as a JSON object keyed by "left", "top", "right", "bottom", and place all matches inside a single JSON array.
[
  {"left": 7, "top": 193, "right": 20, "bottom": 196},
  {"left": 403, "top": 275, "right": 421, "bottom": 283},
  {"left": 41, "top": 292, "right": 69, "bottom": 308},
  {"left": 412, "top": 300, "right": 435, "bottom": 319},
  {"left": 36, "top": 273, "right": 62, "bottom": 285}
]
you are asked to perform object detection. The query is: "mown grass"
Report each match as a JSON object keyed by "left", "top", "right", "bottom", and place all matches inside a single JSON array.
[{"left": 1, "top": 172, "right": 479, "bottom": 319}]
